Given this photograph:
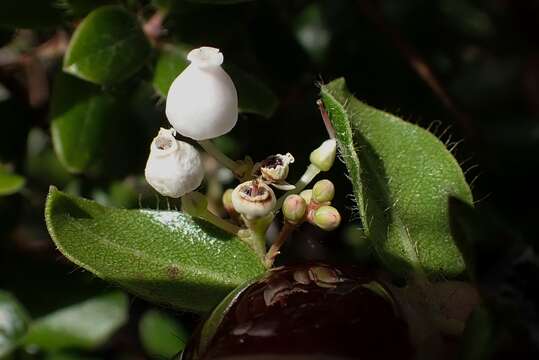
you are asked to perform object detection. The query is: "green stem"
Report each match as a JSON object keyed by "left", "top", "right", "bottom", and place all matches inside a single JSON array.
[
  {"left": 265, "top": 222, "right": 294, "bottom": 268},
  {"left": 239, "top": 229, "right": 267, "bottom": 263},
  {"left": 198, "top": 140, "right": 241, "bottom": 175},
  {"left": 200, "top": 210, "right": 241, "bottom": 235},
  {"left": 182, "top": 192, "right": 241, "bottom": 235},
  {"left": 238, "top": 214, "right": 274, "bottom": 264},
  {"left": 276, "top": 164, "right": 321, "bottom": 209}
]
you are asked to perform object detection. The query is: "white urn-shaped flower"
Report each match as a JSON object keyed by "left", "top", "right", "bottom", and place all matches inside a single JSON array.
[
  {"left": 165, "top": 46, "right": 238, "bottom": 141},
  {"left": 145, "top": 128, "right": 204, "bottom": 198}
]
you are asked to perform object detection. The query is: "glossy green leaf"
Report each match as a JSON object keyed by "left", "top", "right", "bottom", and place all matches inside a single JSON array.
[
  {"left": 0, "top": 0, "right": 66, "bottom": 28},
  {"left": 23, "top": 292, "right": 127, "bottom": 352},
  {"left": 63, "top": 5, "right": 151, "bottom": 85},
  {"left": 0, "top": 167, "right": 25, "bottom": 196},
  {"left": 320, "top": 78, "right": 473, "bottom": 279},
  {"left": 50, "top": 73, "right": 119, "bottom": 174},
  {"left": 45, "top": 187, "right": 266, "bottom": 313},
  {"left": 152, "top": 44, "right": 278, "bottom": 117},
  {"left": 152, "top": 45, "right": 190, "bottom": 97},
  {"left": 139, "top": 310, "right": 189, "bottom": 358},
  {"left": 0, "top": 291, "right": 30, "bottom": 358}
]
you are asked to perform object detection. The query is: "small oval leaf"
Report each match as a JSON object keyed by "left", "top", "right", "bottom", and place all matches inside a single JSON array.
[
  {"left": 23, "top": 292, "right": 128, "bottom": 352},
  {"left": 321, "top": 78, "right": 473, "bottom": 279},
  {"left": 0, "top": 167, "right": 25, "bottom": 196},
  {"left": 0, "top": 291, "right": 30, "bottom": 358},
  {"left": 50, "top": 73, "right": 119, "bottom": 174},
  {"left": 63, "top": 5, "right": 150, "bottom": 85},
  {"left": 45, "top": 187, "right": 265, "bottom": 313}
]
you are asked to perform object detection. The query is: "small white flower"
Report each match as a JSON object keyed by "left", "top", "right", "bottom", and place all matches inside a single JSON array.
[
  {"left": 231, "top": 180, "right": 276, "bottom": 220},
  {"left": 165, "top": 46, "right": 238, "bottom": 141},
  {"left": 255, "top": 153, "right": 294, "bottom": 181},
  {"left": 145, "top": 128, "right": 204, "bottom": 198}
]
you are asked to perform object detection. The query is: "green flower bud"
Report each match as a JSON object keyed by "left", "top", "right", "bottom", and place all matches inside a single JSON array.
[
  {"left": 309, "top": 139, "right": 336, "bottom": 171},
  {"left": 299, "top": 189, "right": 312, "bottom": 204},
  {"left": 313, "top": 205, "right": 341, "bottom": 231},
  {"left": 282, "top": 194, "right": 307, "bottom": 224},
  {"left": 222, "top": 188, "right": 235, "bottom": 214},
  {"left": 312, "top": 179, "right": 335, "bottom": 204}
]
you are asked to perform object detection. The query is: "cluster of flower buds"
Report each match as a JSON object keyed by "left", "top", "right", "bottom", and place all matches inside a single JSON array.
[
  {"left": 282, "top": 179, "right": 341, "bottom": 231},
  {"left": 145, "top": 46, "right": 238, "bottom": 198}
]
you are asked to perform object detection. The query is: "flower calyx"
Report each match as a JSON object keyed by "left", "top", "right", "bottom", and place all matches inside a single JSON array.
[{"left": 231, "top": 179, "right": 276, "bottom": 220}]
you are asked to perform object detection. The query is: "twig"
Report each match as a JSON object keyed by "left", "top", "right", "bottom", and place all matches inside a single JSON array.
[
  {"left": 265, "top": 222, "right": 294, "bottom": 267},
  {"left": 143, "top": 10, "right": 165, "bottom": 43}
]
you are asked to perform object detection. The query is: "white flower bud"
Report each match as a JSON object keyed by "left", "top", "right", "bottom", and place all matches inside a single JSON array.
[
  {"left": 144, "top": 128, "right": 204, "bottom": 198},
  {"left": 165, "top": 47, "right": 238, "bottom": 140},
  {"left": 310, "top": 139, "right": 337, "bottom": 171},
  {"left": 231, "top": 180, "right": 276, "bottom": 220}
]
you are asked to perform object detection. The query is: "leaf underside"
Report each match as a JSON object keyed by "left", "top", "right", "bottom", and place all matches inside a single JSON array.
[
  {"left": 321, "top": 78, "right": 473, "bottom": 279},
  {"left": 45, "top": 187, "right": 265, "bottom": 313}
]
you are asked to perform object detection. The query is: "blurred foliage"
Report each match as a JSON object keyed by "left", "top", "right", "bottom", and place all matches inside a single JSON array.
[
  {"left": 139, "top": 309, "right": 190, "bottom": 358},
  {"left": 0, "top": 0, "right": 538, "bottom": 358}
]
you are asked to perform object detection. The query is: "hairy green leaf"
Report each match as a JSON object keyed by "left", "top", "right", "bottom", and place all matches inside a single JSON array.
[
  {"left": 50, "top": 73, "right": 119, "bottom": 174},
  {"left": 23, "top": 292, "right": 127, "bottom": 351},
  {"left": 0, "top": 291, "right": 30, "bottom": 358},
  {"left": 139, "top": 310, "right": 189, "bottom": 358},
  {"left": 152, "top": 44, "right": 278, "bottom": 117},
  {"left": 63, "top": 5, "right": 150, "bottom": 85},
  {"left": 321, "top": 78, "right": 472, "bottom": 279},
  {"left": 45, "top": 187, "right": 265, "bottom": 312},
  {"left": 0, "top": 167, "right": 25, "bottom": 196}
]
